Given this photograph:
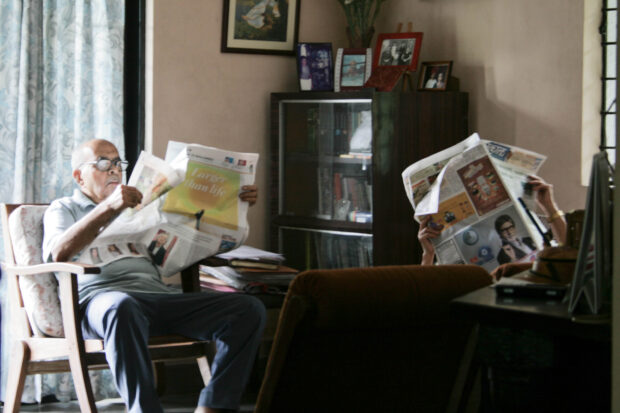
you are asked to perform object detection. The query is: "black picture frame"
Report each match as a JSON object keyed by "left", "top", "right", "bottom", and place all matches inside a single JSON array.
[
  {"left": 221, "top": 0, "right": 301, "bottom": 55},
  {"left": 296, "top": 43, "right": 334, "bottom": 91}
]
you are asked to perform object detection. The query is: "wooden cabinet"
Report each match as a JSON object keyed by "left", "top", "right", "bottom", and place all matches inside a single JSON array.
[{"left": 270, "top": 91, "right": 468, "bottom": 270}]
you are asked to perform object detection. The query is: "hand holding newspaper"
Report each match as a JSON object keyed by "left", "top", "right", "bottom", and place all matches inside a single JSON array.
[
  {"left": 81, "top": 141, "right": 259, "bottom": 277},
  {"left": 402, "top": 133, "right": 548, "bottom": 273}
]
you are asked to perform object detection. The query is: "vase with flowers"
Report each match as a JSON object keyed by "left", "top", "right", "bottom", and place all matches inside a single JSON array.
[{"left": 337, "top": 0, "right": 387, "bottom": 49}]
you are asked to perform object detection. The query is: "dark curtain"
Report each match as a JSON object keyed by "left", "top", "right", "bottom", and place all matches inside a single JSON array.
[{"left": 124, "top": 0, "right": 146, "bottom": 177}]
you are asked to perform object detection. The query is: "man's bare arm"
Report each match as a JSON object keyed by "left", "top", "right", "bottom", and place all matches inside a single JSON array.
[
  {"left": 527, "top": 175, "right": 567, "bottom": 245},
  {"left": 51, "top": 185, "right": 143, "bottom": 262}
]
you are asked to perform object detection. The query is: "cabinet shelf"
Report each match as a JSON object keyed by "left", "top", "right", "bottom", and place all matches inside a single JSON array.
[
  {"left": 285, "top": 152, "right": 372, "bottom": 165},
  {"left": 270, "top": 91, "right": 469, "bottom": 270},
  {"left": 273, "top": 215, "right": 372, "bottom": 234}
]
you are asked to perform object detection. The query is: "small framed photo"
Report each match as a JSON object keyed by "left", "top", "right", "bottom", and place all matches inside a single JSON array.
[
  {"left": 418, "top": 61, "right": 453, "bottom": 91},
  {"left": 334, "top": 48, "right": 372, "bottom": 92},
  {"left": 296, "top": 43, "right": 334, "bottom": 91},
  {"left": 372, "top": 32, "right": 423, "bottom": 72},
  {"left": 221, "top": 0, "right": 301, "bottom": 55}
]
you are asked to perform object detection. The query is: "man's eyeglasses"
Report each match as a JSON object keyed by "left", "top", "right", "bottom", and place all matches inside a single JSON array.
[
  {"left": 80, "top": 157, "right": 128, "bottom": 172},
  {"left": 499, "top": 224, "right": 515, "bottom": 233}
]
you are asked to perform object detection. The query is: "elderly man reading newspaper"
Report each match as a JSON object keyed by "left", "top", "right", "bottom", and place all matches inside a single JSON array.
[{"left": 42, "top": 139, "right": 265, "bottom": 413}]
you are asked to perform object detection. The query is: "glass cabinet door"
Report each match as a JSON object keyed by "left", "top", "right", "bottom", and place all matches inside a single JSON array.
[
  {"left": 278, "top": 98, "right": 373, "bottom": 223},
  {"left": 279, "top": 227, "right": 373, "bottom": 270}
]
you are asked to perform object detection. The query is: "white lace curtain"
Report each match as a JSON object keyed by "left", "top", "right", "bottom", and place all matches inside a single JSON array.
[{"left": 0, "top": 0, "right": 127, "bottom": 403}]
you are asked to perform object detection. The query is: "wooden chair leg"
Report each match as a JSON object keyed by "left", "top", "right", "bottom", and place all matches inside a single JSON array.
[
  {"left": 197, "top": 355, "right": 212, "bottom": 386},
  {"left": 3, "top": 341, "right": 30, "bottom": 413},
  {"left": 68, "top": 348, "right": 98, "bottom": 412},
  {"left": 154, "top": 361, "right": 167, "bottom": 396},
  {"left": 59, "top": 271, "right": 98, "bottom": 412}
]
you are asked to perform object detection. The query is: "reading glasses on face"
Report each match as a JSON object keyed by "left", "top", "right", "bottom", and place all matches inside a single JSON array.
[{"left": 81, "top": 157, "right": 128, "bottom": 172}]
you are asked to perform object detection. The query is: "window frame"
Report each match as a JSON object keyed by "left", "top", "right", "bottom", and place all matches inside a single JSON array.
[
  {"left": 601, "top": 0, "right": 617, "bottom": 164},
  {"left": 124, "top": 0, "right": 146, "bottom": 177}
]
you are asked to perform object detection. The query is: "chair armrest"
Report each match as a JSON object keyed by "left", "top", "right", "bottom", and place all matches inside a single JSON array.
[{"left": 1, "top": 262, "right": 101, "bottom": 276}]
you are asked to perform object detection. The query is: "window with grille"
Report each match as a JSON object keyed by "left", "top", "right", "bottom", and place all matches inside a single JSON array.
[{"left": 602, "top": 0, "right": 617, "bottom": 165}]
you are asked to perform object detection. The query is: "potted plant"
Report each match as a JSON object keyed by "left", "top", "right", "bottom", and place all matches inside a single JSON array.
[{"left": 337, "top": 0, "right": 387, "bottom": 48}]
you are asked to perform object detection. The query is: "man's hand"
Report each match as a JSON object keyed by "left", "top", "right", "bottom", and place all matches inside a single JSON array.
[
  {"left": 527, "top": 175, "right": 567, "bottom": 245},
  {"left": 239, "top": 185, "right": 258, "bottom": 207},
  {"left": 103, "top": 185, "right": 143, "bottom": 213},
  {"left": 527, "top": 175, "right": 558, "bottom": 216},
  {"left": 50, "top": 185, "right": 143, "bottom": 262},
  {"left": 418, "top": 215, "right": 443, "bottom": 265}
]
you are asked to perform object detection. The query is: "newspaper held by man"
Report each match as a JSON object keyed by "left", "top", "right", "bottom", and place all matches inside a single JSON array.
[
  {"left": 81, "top": 141, "right": 259, "bottom": 277},
  {"left": 402, "top": 133, "right": 548, "bottom": 273}
]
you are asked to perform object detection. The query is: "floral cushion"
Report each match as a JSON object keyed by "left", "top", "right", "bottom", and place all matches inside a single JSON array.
[{"left": 8, "top": 205, "right": 64, "bottom": 337}]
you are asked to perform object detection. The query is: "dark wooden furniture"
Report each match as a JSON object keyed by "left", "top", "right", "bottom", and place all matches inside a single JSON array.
[
  {"left": 451, "top": 286, "right": 611, "bottom": 412},
  {"left": 270, "top": 91, "right": 468, "bottom": 269},
  {"left": 255, "top": 264, "right": 493, "bottom": 413}
]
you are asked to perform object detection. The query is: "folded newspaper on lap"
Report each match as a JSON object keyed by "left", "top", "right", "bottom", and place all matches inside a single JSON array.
[
  {"left": 83, "top": 142, "right": 259, "bottom": 277},
  {"left": 402, "top": 133, "right": 548, "bottom": 273}
]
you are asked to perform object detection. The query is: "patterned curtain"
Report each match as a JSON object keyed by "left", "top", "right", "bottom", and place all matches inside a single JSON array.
[{"left": 0, "top": 0, "right": 126, "bottom": 403}]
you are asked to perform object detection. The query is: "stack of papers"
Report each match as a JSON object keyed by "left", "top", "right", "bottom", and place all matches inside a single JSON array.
[
  {"left": 215, "top": 245, "right": 285, "bottom": 262},
  {"left": 203, "top": 245, "right": 285, "bottom": 270},
  {"left": 199, "top": 245, "right": 298, "bottom": 294}
]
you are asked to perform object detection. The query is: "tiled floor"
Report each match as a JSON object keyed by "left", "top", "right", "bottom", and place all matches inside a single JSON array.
[
  {"left": 2, "top": 341, "right": 267, "bottom": 413},
  {"left": 9, "top": 393, "right": 257, "bottom": 412}
]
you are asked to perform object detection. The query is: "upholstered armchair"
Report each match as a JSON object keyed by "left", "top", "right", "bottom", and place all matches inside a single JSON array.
[
  {"left": 0, "top": 204, "right": 211, "bottom": 412},
  {"left": 254, "top": 264, "right": 493, "bottom": 413}
]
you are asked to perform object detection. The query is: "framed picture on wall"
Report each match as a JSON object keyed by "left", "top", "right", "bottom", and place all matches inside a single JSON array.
[
  {"left": 296, "top": 43, "right": 334, "bottom": 91},
  {"left": 334, "top": 48, "right": 372, "bottom": 92},
  {"left": 418, "top": 61, "right": 452, "bottom": 91},
  {"left": 221, "top": 0, "right": 301, "bottom": 55},
  {"left": 372, "top": 32, "right": 424, "bottom": 72}
]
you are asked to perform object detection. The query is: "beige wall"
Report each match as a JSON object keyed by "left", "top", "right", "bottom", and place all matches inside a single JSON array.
[{"left": 153, "top": 0, "right": 588, "bottom": 249}]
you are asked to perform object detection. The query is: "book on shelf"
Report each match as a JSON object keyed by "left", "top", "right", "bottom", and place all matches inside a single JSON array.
[
  {"left": 339, "top": 152, "right": 372, "bottom": 160},
  {"left": 311, "top": 232, "right": 372, "bottom": 269},
  {"left": 331, "top": 173, "right": 372, "bottom": 222},
  {"left": 317, "top": 166, "right": 333, "bottom": 219},
  {"left": 306, "top": 107, "right": 318, "bottom": 153}
]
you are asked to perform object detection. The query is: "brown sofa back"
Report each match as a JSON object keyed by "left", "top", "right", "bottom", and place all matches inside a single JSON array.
[{"left": 255, "top": 264, "right": 493, "bottom": 413}]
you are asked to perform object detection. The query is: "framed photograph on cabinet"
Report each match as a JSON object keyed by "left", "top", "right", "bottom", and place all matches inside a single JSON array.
[
  {"left": 296, "top": 43, "right": 334, "bottom": 91},
  {"left": 221, "top": 0, "right": 301, "bottom": 55},
  {"left": 372, "top": 32, "right": 423, "bottom": 72},
  {"left": 418, "top": 61, "right": 452, "bottom": 91},
  {"left": 334, "top": 48, "right": 372, "bottom": 92}
]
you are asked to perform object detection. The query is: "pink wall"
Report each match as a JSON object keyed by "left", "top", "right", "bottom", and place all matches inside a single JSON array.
[{"left": 153, "top": 0, "right": 588, "bottom": 249}]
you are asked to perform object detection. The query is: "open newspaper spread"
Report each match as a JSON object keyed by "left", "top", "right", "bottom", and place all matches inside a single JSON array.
[
  {"left": 81, "top": 141, "right": 259, "bottom": 277},
  {"left": 402, "top": 133, "right": 548, "bottom": 273}
]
